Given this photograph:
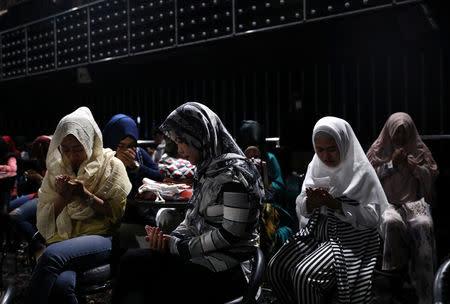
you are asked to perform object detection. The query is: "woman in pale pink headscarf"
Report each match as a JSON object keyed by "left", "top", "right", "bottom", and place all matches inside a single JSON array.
[{"left": 367, "top": 112, "right": 438, "bottom": 304}]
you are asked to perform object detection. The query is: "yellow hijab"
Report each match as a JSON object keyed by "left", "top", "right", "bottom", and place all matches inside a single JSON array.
[{"left": 37, "top": 107, "right": 131, "bottom": 240}]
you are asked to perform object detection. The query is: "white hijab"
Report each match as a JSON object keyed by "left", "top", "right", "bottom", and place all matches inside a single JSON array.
[
  {"left": 297, "top": 116, "right": 388, "bottom": 230},
  {"left": 37, "top": 107, "right": 131, "bottom": 240}
]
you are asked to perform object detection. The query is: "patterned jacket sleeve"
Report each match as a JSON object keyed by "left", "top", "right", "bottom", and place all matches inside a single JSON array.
[{"left": 169, "top": 182, "right": 259, "bottom": 259}]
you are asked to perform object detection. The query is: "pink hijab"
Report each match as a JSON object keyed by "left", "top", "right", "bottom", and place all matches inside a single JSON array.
[{"left": 367, "top": 112, "right": 438, "bottom": 204}]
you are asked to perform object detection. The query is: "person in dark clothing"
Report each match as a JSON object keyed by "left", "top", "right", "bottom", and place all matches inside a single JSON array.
[
  {"left": 103, "top": 114, "right": 165, "bottom": 226},
  {"left": 9, "top": 135, "right": 51, "bottom": 244},
  {"left": 237, "top": 120, "right": 285, "bottom": 204},
  {"left": 237, "top": 120, "right": 295, "bottom": 258},
  {"left": 1, "top": 136, "right": 19, "bottom": 213}
]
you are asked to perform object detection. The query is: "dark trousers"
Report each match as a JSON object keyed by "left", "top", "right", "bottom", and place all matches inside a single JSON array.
[{"left": 112, "top": 248, "right": 248, "bottom": 304}]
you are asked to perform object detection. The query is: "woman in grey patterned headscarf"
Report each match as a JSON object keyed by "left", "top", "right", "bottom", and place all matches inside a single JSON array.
[{"left": 112, "top": 102, "right": 264, "bottom": 304}]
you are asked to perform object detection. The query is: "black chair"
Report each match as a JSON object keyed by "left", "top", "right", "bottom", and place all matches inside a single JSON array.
[
  {"left": 224, "top": 247, "right": 266, "bottom": 304},
  {"left": 29, "top": 231, "right": 115, "bottom": 303},
  {"left": 434, "top": 257, "right": 450, "bottom": 304},
  {"left": 75, "top": 264, "right": 113, "bottom": 302},
  {"left": 0, "top": 285, "right": 14, "bottom": 304}
]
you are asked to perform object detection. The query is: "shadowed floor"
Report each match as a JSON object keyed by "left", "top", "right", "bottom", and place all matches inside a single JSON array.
[
  {"left": 0, "top": 247, "right": 277, "bottom": 304},
  {"left": 1, "top": 242, "right": 415, "bottom": 304}
]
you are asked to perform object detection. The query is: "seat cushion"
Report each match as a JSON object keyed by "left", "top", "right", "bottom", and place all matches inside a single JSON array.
[{"left": 77, "top": 264, "right": 112, "bottom": 286}]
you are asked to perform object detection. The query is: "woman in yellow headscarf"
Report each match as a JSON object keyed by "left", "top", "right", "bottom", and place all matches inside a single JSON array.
[{"left": 27, "top": 107, "right": 131, "bottom": 304}]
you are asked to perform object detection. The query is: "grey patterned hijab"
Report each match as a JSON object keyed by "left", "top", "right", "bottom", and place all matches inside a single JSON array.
[
  {"left": 160, "top": 102, "right": 245, "bottom": 173},
  {"left": 160, "top": 102, "right": 264, "bottom": 213}
]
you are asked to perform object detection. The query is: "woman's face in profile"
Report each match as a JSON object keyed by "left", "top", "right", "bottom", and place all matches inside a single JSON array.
[
  {"left": 171, "top": 133, "right": 201, "bottom": 165},
  {"left": 59, "top": 134, "right": 87, "bottom": 170},
  {"left": 314, "top": 137, "right": 340, "bottom": 168}
]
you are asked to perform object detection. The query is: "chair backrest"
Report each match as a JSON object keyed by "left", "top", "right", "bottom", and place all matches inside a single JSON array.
[
  {"left": 224, "top": 247, "right": 266, "bottom": 304},
  {"left": 434, "top": 257, "right": 450, "bottom": 304},
  {"left": 76, "top": 264, "right": 113, "bottom": 298},
  {"left": 261, "top": 161, "right": 269, "bottom": 189},
  {"left": 243, "top": 247, "right": 265, "bottom": 304},
  {"left": 0, "top": 285, "right": 14, "bottom": 304}
]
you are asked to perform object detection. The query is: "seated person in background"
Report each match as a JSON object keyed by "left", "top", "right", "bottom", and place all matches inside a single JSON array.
[
  {"left": 27, "top": 106, "right": 131, "bottom": 304},
  {"left": 10, "top": 135, "right": 51, "bottom": 210},
  {"left": 1, "top": 136, "right": 19, "bottom": 213},
  {"left": 103, "top": 113, "right": 165, "bottom": 225},
  {"left": 1, "top": 135, "right": 21, "bottom": 201},
  {"left": 367, "top": 112, "right": 438, "bottom": 304},
  {"left": 147, "top": 127, "right": 166, "bottom": 163},
  {"left": 237, "top": 120, "right": 286, "bottom": 204},
  {"left": 245, "top": 145, "right": 296, "bottom": 260},
  {"left": 267, "top": 116, "right": 388, "bottom": 304},
  {"left": 158, "top": 137, "right": 195, "bottom": 184},
  {"left": 103, "top": 114, "right": 165, "bottom": 249},
  {"left": 9, "top": 135, "right": 51, "bottom": 245},
  {"left": 112, "top": 102, "right": 264, "bottom": 304},
  {"left": 2, "top": 135, "right": 20, "bottom": 157},
  {"left": 0, "top": 136, "right": 18, "bottom": 174},
  {"left": 237, "top": 121, "right": 294, "bottom": 259},
  {"left": 15, "top": 135, "right": 30, "bottom": 161},
  {"left": 155, "top": 137, "right": 196, "bottom": 234}
]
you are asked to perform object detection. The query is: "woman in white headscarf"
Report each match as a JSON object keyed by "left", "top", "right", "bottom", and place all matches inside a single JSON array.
[
  {"left": 27, "top": 107, "right": 131, "bottom": 304},
  {"left": 367, "top": 112, "right": 438, "bottom": 304},
  {"left": 267, "top": 116, "right": 388, "bottom": 304}
]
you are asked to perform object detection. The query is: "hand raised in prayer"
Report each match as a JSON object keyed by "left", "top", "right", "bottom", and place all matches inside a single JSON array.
[
  {"left": 145, "top": 225, "right": 170, "bottom": 253},
  {"left": 305, "top": 187, "right": 325, "bottom": 212},
  {"left": 317, "top": 188, "right": 341, "bottom": 210},
  {"left": 68, "top": 179, "right": 89, "bottom": 198},
  {"left": 116, "top": 148, "right": 136, "bottom": 169},
  {"left": 55, "top": 175, "right": 73, "bottom": 200},
  {"left": 392, "top": 148, "right": 416, "bottom": 173},
  {"left": 306, "top": 187, "right": 340, "bottom": 212},
  {"left": 405, "top": 155, "right": 416, "bottom": 173},
  {"left": 392, "top": 148, "right": 407, "bottom": 169}
]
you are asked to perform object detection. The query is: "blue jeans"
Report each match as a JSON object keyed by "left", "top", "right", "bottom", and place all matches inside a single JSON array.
[
  {"left": 8, "top": 194, "right": 32, "bottom": 211},
  {"left": 27, "top": 235, "right": 112, "bottom": 304},
  {"left": 9, "top": 197, "right": 38, "bottom": 242}
]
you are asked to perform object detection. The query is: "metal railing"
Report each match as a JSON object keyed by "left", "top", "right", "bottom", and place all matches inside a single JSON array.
[
  {"left": 0, "top": 0, "right": 421, "bottom": 81},
  {"left": 421, "top": 135, "right": 450, "bottom": 140}
]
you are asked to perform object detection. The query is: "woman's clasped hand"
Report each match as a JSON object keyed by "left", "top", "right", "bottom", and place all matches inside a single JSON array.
[{"left": 144, "top": 225, "right": 170, "bottom": 252}]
